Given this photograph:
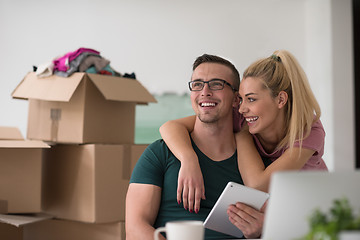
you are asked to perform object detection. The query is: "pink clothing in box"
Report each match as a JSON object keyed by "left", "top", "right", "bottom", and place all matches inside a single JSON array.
[{"left": 53, "top": 48, "right": 100, "bottom": 72}]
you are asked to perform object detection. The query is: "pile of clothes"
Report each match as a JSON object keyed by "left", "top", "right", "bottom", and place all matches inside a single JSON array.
[{"left": 34, "top": 47, "right": 136, "bottom": 79}]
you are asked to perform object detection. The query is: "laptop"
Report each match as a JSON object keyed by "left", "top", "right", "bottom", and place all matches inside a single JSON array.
[{"left": 261, "top": 170, "right": 360, "bottom": 240}]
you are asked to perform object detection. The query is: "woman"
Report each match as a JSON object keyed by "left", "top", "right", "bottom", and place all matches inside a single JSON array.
[{"left": 159, "top": 50, "right": 328, "bottom": 214}]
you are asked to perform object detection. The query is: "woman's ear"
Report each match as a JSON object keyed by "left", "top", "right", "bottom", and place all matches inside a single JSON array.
[{"left": 277, "top": 91, "right": 288, "bottom": 109}]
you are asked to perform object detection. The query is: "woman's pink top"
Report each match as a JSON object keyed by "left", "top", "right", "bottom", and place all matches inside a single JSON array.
[{"left": 252, "top": 119, "right": 328, "bottom": 170}]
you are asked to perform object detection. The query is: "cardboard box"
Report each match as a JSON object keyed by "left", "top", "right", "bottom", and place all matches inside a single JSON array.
[
  {"left": 0, "top": 200, "right": 8, "bottom": 214},
  {"left": 0, "top": 127, "right": 49, "bottom": 213},
  {"left": 130, "top": 144, "right": 148, "bottom": 173},
  {"left": 0, "top": 126, "right": 23, "bottom": 140},
  {"left": 0, "top": 223, "right": 22, "bottom": 240},
  {"left": 26, "top": 219, "right": 125, "bottom": 240},
  {"left": 0, "top": 214, "right": 124, "bottom": 240},
  {"left": 12, "top": 72, "right": 156, "bottom": 144},
  {"left": 0, "top": 213, "right": 52, "bottom": 240},
  {"left": 42, "top": 144, "right": 133, "bottom": 223}
]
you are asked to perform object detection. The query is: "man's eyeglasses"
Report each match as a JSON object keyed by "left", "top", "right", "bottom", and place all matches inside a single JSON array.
[{"left": 188, "top": 79, "right": 237, "bottom": 92}]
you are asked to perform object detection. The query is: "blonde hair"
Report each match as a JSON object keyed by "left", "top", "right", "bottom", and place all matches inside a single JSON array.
[{"left": 242, "top": 50, "right": 321, "bottom": 150}]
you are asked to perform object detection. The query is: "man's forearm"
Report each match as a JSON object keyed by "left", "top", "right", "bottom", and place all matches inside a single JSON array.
[{"left": 126, "top": 222, "right": 166, "bottom": 240}]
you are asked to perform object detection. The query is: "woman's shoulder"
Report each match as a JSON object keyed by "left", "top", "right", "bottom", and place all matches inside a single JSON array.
[
  {"left": 310, "top": 118, "right": 325, "bottom": 136},
  {"left": 298, "top": 119, "right": 325, "bottom": 151}
]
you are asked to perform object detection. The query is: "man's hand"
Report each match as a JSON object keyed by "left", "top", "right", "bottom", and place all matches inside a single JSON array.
[
  {"left": 177, "top": 161, "right": 205, "bottom": 213},
  {"left": 227, "top": 201, "right": 268, "bottom": 239}
]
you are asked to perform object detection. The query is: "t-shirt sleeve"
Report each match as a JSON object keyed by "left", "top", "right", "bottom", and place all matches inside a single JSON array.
[
  {"left": 130, "top": 140, "right": 167, "bottom": 188},
  {"left": 294, "top": 119, "right": 325, "bottom": 155}
]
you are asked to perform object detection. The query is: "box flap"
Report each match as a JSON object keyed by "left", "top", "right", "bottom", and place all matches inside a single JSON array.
[
  {"left": 0, "top": 127, "right": 24, "bottom": 140},
  {"left": 0, "top": 140, "right": 50, "bottom": 148},
  {"left": 11, "top": 72, "right": 84, "bottom": 102},
  {"left": 0, "top": 213, "right": 53, "bottom": 227},
  {"left": 88, "top": 74, "right": 157, "bottom": 104}
]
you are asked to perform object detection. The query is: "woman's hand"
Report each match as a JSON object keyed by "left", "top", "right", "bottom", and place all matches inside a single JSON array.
[
  {"left": 177, "top": 160, "right": 205, "bottom": 213},
  {"left": 227, "top": 201, "right": 268, "bottom": 239}
]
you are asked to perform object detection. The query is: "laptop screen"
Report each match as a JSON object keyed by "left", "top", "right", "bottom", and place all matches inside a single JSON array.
[{"left": 262, "top": 170, "right": 360, "bottom": 240}]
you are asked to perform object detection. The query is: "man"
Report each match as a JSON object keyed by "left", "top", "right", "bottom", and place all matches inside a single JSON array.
[{"left": 126, "top": 54, "right": 264, "bottom": 239}]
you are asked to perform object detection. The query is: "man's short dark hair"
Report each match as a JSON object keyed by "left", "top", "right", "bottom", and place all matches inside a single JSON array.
[{"left": 192, "top": 54, "right": 240, "bottom": 91}]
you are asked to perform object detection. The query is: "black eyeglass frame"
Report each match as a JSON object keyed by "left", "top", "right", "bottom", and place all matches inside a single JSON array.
[{"left": 188, "top": 79, "right": 237, "bottom": 92}]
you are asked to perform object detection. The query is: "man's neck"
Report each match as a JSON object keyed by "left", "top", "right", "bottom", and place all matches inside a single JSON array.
[{"left": 191, "top": 119, "right": 236, "bottom": 162}]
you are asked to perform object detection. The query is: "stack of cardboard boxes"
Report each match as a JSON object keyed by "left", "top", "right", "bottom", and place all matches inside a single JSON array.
[{"left": 0, "top": 72, "right": 156, "bottom": 239}]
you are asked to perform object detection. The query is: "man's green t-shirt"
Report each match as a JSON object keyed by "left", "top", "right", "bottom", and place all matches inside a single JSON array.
[{"left": 130, "top": 139, "right": 245, "bottom": 239}]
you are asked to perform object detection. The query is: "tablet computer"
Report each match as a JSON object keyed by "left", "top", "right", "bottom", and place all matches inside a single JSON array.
[{"left": 203, "top": 181, "right": 269, "bottom": 238}]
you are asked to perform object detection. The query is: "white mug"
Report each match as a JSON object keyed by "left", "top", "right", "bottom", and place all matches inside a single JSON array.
[{"left": 154, "top": 220, "right": 204, "bottom": 240}]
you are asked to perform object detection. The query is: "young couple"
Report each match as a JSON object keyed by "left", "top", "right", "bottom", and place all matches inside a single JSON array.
[{"left": 126, "top": 50, "right": 327, "bottom": 240}]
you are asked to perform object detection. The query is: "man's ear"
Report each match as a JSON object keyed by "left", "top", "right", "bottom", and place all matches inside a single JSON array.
[
  {"left": 233, "top": 92, "right": 240, "bottom": 108},
  {"left": 277, "top": 91, "right": 288, "bottom": 109}
]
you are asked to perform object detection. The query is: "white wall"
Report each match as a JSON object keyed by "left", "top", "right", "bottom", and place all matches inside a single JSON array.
[
  {"left": 305, "top": 0, "right": 334, "bottom": 169},
  {"left": 330, "top": 0, "right": 355, "bottom": 170},
  {"left": 304, "top": 0, "right": 354, "bottom": 171},
  {"left": 0, "top": 0, "right": 355, "bottom": 170}
]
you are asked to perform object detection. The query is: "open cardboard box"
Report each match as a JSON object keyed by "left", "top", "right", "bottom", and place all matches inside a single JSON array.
[
  {"left": 0, "top": 214, "right": 125, "bottom": 240},
  {"left": 42, "top": 143, "right": 148, "bottom": 223},
  {"left": 0, "top": 127, "right": 49, "bottom": 213},
  {"left": 12, "top": 72, "right": 156, "bottom": 144}
]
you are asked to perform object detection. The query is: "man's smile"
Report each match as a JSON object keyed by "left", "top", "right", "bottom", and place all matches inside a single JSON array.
[{"left": 199, "top": 101, "right": 217, "bottom": 107}]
